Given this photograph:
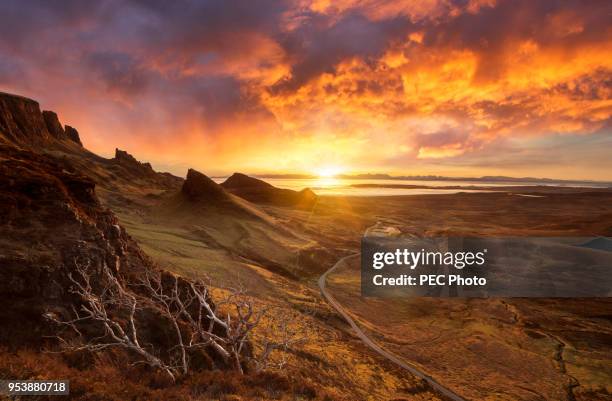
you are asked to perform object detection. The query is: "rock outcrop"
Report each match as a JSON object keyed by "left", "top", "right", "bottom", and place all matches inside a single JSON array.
[
  {"left": 64, "top": 125, "right": 82, "bottom": 145},
  {"left": 42, "top": 110, "right": 66, "bottom": 140},
  {"left": 222, "top": 173, "right": 275, "bottom": 190},
  {"left": 221, "top": 172, "right": 317, "bottom": 208},
  {"left": 182, "top": 168, "right": 231, "bottom": 201},
  {"left": 1, "top": 92, "right": 187, "bottom": 198},
  {"left": 0, "top": 92, "right": 82, "bottom": 147},
  {"left": 0, "top": 145, "right": 146, "bottom": 344},
  {"left": 0, "top": 92, "right": 50, "bottom": 144},
  {"left": 115, "top": 148, "right": 154, "bottom": 170},
  {"left": 111, "top": 148, "right": 182, "bottom": 188}
]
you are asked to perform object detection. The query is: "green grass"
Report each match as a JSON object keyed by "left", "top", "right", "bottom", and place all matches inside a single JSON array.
[{"left": 115, "top": 211, "right": 285, "bottom": 298}]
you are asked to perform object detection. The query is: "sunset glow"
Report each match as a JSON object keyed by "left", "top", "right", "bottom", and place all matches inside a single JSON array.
[
  {"left": 315, "top": 166, "right": 343, "bottom": 178},
  {"left": 0, "top": 0, "right": 610, "bottom": 179}
]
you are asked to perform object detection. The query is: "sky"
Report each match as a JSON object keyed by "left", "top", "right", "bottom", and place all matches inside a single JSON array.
[{"left": 0, "top": 0, "right": 610, "bottom": 180}]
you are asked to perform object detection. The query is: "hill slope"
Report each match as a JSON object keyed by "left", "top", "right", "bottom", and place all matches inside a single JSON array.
[
  {"left": 146, "top": 168, "right": 329, "bottom": 280},
  {"left": 222, "top": 172, "right": 317, "bottom": 208}
]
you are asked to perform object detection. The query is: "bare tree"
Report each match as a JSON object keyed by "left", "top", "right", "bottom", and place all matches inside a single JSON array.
[
  {"left": 250, "top": 308, "right": 307, "bottom": 372},
  {"left": 136, "top": 270, "right": 256, "bottom": 374},
  {"left": 45, "top": 260, "right": 306, "bottom": 380},
  {"left": 45, "top": 260, "right": 180, "bottom": 381}
]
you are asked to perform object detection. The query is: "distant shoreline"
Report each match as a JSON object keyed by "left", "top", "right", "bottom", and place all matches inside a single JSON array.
[
  {"left": 211, "top": 174, "right": 612, "bottom": 188},
  {"left": 348, "top": 183, "right": 612, "bottom": 192},
  {"left": 209, "top": 176, "right": 612, "bottom": 197}
]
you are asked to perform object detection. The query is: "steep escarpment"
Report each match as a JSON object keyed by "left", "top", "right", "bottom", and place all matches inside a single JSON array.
[
  {"left": 42, "top": 110, "right": 67, "bottom": 140},
  {"left": 0, "top": 92, "right": 82, "bottom": 147},
  {"left": 0, "top": 92, "right": 51, "bottom": 145},
  {"left": 0, "top": 92, "right": 179, "bottom": 198},
  {"left": 222, "top": 172, "right": 317, "bottom": 208}
]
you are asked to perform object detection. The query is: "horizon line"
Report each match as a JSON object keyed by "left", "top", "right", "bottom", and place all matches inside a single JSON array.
[{"left": 207, "top": 172, "right": 612, "bottom": 186}]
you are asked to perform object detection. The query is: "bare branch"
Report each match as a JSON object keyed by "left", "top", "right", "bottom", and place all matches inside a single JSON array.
[
  {"left": 45, "top": 260, "right": 179, "bottom": 381},
  {"left": 45, "top": 260, "right": 306, "bottom": 379}
]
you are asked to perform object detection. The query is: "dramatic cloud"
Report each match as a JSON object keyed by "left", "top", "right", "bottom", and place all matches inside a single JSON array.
[
  {"left": 272, "top": 11, "right": 415, "bottom": 92},
  {"left": 0, "top": 0, "right": 610, "bottom": 179}
]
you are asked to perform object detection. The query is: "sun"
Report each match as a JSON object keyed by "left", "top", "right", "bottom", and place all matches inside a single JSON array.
[{"left": 315, "top": 166, "right": 343, "bottom": 178}]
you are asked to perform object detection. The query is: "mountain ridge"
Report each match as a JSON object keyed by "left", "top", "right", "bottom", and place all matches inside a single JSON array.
[{"left": 221, "top": 172, "right": 317, "bottom": 208}]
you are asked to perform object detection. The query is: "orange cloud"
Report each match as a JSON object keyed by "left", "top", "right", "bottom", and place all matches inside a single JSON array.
[{"left": 0, "top": 0, "right": 610, "bottom": 179}]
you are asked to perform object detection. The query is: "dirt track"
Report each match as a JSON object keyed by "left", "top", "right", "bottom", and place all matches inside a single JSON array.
[{"left": 318, "top": 224, "right": 468, "bottom": 401}]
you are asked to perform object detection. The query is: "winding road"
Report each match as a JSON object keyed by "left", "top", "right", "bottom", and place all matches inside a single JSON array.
[{"left": 318, "top": 224, "right": 468, "bottom": 401}]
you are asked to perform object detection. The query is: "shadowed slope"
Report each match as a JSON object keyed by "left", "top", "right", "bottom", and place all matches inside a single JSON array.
[
  {"left": 222, "top": 172, "right": 317, "bottom": 208},
  {"left": 183, "top": 168, "right": 233, "bottom": 201},
  {"left": 171, "top": 168, "right": 277, "bottom": 224},
  {"left": 143, "top": 168, "right": 332, "bottom": 280}
]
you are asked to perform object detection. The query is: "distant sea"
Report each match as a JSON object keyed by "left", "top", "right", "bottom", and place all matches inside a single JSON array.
[{"left": 213, "top": 177, "right": 610, "bottom": 197}]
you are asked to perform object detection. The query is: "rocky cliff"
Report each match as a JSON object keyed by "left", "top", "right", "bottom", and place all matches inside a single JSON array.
[
  {"left": 42, "top": 110, "right": 66, "bottom": 140},
  {"left": 1, "top": 91, "right": 181, "bottom": 198},
  {"left": 0, "top": 92, "right": 82, "bottom": 147},
  {"left": 0, "top": 92, "right": 51, "bottom": 145},
  {"left": 0, "top": 144, "right": 146, "bottom": 344}
]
